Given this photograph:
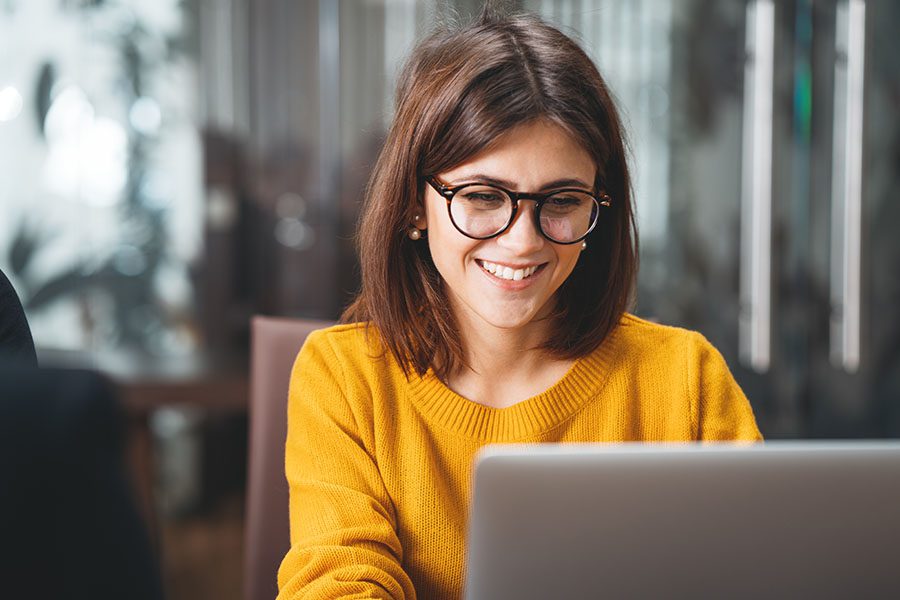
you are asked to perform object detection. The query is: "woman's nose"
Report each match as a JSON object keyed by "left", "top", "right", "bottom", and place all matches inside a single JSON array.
[{"left": 496, "top": 201, "right": 544, "bottom": 253}]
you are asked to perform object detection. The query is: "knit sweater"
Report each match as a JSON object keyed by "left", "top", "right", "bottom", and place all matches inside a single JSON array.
[{"left": 276, "top": 313, "right": 762, "bottom": 599}]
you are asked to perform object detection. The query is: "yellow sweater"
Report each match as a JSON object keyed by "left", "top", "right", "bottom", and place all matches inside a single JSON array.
[{"left": 276, "top": 314, "right": 762, "bottom": 599}]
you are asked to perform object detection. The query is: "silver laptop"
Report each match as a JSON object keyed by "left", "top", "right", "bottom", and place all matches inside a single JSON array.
[{"left": 464, "top": 442, "right": 900, "bottom": 600}]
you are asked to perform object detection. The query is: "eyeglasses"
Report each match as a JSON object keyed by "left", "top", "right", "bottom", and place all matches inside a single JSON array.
[{"left": 425, "top": 177, "right": 610, "bottom": 245}]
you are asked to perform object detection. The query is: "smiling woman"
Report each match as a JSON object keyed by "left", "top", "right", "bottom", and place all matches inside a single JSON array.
[
  {"left": 418, "top": 121, "right": 596, "bottom": 397},
  {"left": 276, "top": 5, "right": 762, "bottom": 600},
  {"left": 344, "top": 11, "right": 637, "bottom": 383}
]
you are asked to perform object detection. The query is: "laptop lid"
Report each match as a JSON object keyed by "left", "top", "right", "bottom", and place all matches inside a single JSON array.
[{"left": 464, "top": 442, "right": 900, "bottom": 600}]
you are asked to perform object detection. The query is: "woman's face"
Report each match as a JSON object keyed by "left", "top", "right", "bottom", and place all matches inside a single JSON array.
[{"left": 419, "top": 119, "right": 595, "bottom": 337}]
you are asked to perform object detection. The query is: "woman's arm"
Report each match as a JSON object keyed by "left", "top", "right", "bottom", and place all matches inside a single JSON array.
[
  {"left": 687, "top": 331, "right": 764, "bottom": 441},
  {"left": 276, "top": 331, "right": 416, "bottom": 599}
]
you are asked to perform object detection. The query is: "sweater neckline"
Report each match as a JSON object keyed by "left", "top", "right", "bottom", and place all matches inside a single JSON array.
[{"left": 405, "top": 325, "right": 621, "bottom": 441}]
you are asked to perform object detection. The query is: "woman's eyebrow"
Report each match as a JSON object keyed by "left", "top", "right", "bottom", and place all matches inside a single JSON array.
[{"left": 451, "top": 173, "right": 594, "bottom": 190}]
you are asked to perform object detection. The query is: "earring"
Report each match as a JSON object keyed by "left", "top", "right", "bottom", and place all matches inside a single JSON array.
[
  {"left": 581, "top": 240, "right": 588, "bottom": 251},
  {"left": 408, "top": 227, "right": 421, "bottom": 241}
]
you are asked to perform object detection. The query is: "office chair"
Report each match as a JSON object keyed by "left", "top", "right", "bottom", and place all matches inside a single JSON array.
[{"left": 244, "top": 316, "right": 331, "bottom": 600}]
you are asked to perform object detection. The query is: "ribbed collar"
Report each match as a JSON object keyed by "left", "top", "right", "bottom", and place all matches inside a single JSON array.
[{"left": 406, "top": 325, "right": 621, "bottom": 442}]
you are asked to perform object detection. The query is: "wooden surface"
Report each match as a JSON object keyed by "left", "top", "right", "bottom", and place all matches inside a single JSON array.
[
  {"left": 119, "top": 373, "right": 249, "bottom": 415},
  {"left": 117, "top": 372, "right": 249, "bottom": 599}
]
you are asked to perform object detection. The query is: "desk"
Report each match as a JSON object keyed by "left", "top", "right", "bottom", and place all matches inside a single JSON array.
[{"left": 118, "top": 372, "right": 249, "bottom": 545}]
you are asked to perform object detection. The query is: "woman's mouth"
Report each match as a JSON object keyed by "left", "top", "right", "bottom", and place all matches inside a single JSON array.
[{"left": 476, "top": 259, "right": 546, "bottom": 281}]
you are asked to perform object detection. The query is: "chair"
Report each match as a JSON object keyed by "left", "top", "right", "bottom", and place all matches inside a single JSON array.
[{"left": 244, "top": 316, "right": 331, "bottom": 600}]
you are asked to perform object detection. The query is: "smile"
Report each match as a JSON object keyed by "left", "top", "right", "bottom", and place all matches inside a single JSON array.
[{"left": 476, "top": 259, "right": 545, "bottom": 281}]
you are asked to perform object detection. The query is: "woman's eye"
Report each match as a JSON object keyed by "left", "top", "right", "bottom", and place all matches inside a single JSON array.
[
  {"left": 546, "top": 195, "right": 579, "bottom": 206},
  {"left": 463, "top": 192, "right": 504, "bottom": 202}
]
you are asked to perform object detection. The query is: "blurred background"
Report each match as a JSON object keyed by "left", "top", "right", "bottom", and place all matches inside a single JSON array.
[{"left": 1, "top": 0, "right": 898, "bottom": 598}]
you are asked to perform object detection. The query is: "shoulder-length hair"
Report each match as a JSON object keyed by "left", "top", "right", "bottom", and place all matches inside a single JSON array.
[{"left": 342, "top": 8, "right": 638, "bottom": 379}]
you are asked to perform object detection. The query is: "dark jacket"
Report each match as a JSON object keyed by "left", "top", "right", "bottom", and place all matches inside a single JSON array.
[{"left": 0, "top": 268, "right": 37, "bottom": 366}]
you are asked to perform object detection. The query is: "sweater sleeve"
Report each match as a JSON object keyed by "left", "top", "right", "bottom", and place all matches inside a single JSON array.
[
  {"left": 276, "top": 331, "right": 417, "bottom": 599},
  {"left": 687, "top": 332, "right": 763, "bottom": 441}
]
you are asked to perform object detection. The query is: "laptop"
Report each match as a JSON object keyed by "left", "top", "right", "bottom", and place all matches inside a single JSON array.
[{"left": 463, "top": 442, "right": 900, "bottom": 600}]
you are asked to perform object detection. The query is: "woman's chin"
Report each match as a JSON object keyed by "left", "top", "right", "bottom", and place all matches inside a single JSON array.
[{"left": 473, "top": 308, "right": 546, "bottom": 333}]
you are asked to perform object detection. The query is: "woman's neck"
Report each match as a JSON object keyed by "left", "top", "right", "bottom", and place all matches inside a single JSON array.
[{"left": 444, "top": 310, "right": 574, "bottom": 409}]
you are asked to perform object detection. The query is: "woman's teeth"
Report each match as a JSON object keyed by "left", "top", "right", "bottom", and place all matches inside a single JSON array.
[{"left": 478, "top": 260, "right": 540, "bottom": 281}]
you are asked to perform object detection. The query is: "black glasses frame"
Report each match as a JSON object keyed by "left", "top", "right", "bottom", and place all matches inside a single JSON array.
[{"left": 425, "top": 176, "right": 611, "bottom": 245}]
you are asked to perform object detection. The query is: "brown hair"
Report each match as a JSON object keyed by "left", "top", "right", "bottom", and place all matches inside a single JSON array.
[{"left": 342, "top": 7, "right": 638, "bottom": 379}]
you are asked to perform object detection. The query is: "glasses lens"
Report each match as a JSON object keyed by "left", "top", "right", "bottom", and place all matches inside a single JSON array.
[
  {"left": 449, "top": 185, "right": 513, "bottom": 238},
  {"left": 539, "top": 192, "right": 599, "bottom": 243}
]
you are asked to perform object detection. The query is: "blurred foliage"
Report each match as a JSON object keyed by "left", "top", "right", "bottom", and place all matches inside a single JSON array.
[{"left": 4, "top": 0, "right": 194, "bottom": 354}]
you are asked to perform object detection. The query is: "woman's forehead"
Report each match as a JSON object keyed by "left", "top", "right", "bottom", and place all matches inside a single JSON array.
[{"left": 437, "top": 120, "right": 596, "bottom": 189}]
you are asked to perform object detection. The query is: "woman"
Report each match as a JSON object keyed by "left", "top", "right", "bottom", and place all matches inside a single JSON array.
[{"left": 277, "top": 8, "right": 761, "bottom": 599}]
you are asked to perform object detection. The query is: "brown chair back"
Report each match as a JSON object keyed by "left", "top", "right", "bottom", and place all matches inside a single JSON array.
[{"left": 244, "top": 316, "right": 331, "bottom": 600}]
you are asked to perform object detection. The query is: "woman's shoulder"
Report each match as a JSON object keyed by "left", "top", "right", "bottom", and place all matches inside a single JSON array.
[
  {"left": 300, "top": 321, "right": 392, "bottom": 370},
  {"left": 306, "top": 321, "right": 369, "bottom": 340},
  {"left": 601, "top": 313, "right": 739, "bottom": 393},
  {"left": 294, "top": 322, "right": 404, "bottom": 407},
  {"left": 613, "top": 313, "right": 714, "bottom": 354}
]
